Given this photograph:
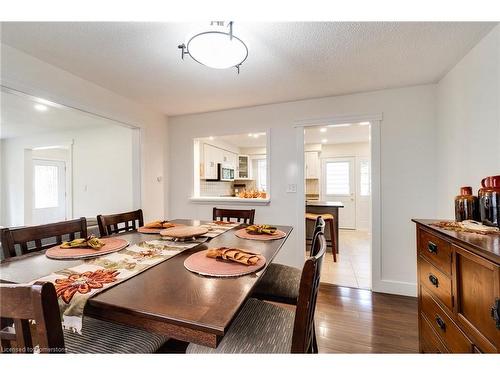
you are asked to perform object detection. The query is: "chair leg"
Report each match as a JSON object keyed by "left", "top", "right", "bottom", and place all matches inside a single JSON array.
[
  {"left": 311, "top": 322, "right": 319, "bottom": 353},
  {"left": 328, "top": 219, "right": 337, "bottom": 262}
]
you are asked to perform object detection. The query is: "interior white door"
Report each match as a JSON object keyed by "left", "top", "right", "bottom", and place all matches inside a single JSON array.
[
  {"left": 32, "top": 159, "right": 67, "bottom": 225},
  {"left": 356, "top": 157, "right": 371, "bottom": 231},
  {"left": 322, "top": 157, "right": 356, "bottom": 229}
]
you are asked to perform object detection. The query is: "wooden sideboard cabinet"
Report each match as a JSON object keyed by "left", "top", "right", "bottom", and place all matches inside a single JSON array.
[{"left": 413, "top": 219, "right": 500, "bottom": 353}]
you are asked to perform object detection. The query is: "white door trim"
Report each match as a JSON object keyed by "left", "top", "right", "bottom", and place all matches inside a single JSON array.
[{"left": 294, "top": 113, "right": 385, "bottom": 294}]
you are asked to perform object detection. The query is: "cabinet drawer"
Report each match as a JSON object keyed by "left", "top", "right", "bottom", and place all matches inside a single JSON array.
[
  {"left": 419, "top": 256, "right": 453, "bottom": 311},
  {"left": 421, "top": 287, "right": 473, "bottom": 353},
  {"left": 418, "top": 229, "right": 452, "bottom": 275},
  {"left": 420, "top": 313, "right": 449, "bottom": 353}
]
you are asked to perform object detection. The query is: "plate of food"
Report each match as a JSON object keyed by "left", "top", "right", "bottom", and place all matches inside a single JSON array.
[
  {"left": 45, "top": 236, "right": 129, "bottom": 259},
  {"left": 138, "top": 220, "right": 184, "bottom": 234},
  {"left": 184, "top": 247, "right": 266, "bottom": 277},
  {"left": 234, "top": 224, "right": 287, "bottom": 241},
  {"left": 160, "top": 226, "right": 209, "bottom": 241}
]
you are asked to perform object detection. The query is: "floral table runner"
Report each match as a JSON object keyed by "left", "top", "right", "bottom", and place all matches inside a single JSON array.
[
  {"left": 200, "top": 221, "right": 241, "bottom": 238},
  {"left": 32, "top": 238, "right": 205, "bottom": 334}
]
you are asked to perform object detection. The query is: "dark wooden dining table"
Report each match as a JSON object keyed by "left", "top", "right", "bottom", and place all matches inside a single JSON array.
[{"left": 0, "top": 219, "right": 293, "bottom": 348}]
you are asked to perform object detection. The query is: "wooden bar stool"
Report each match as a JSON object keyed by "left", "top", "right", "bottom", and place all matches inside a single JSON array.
[{"left": 305, "top": 213, "right": 337, "bottom": 262}]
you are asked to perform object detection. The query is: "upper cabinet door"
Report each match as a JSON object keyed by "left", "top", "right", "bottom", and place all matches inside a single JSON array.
[
  {"left": 202, "top": 144, "right": 220, "bottom": 179},
  {"left": 305, "top": 151, "right": 319, "bottom": 179},
  {"left": 454, "top": 245, "right": 500, "bottom": 353}
]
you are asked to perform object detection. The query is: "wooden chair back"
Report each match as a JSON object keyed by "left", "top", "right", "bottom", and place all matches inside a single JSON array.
[
  {"left": 291, "top": 233, "right": 326, "bottom": 353},
  {"left": 97, "top": 209, "right": 144, "bottom": 237},
  {"left": 0, "top": 218, "right": 87, "bottom": 259},
  {"left": 212, "top": 207, "right": 255, "bottom": 224},
  {"left": 0, "top": 282, "right": 65, "bottom": 354},
  {"left": 310, "top": 216, "right": 325, "bottom": 256}
]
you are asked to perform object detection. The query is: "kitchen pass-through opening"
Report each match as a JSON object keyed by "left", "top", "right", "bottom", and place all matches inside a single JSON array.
[{"left": 304, "top": 122, "right": 372, "bottom": 290}]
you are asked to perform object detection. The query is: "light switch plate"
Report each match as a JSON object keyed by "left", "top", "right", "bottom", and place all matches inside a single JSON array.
[{"left": 286, "top": 184, "right": 297, "bottom": 193}]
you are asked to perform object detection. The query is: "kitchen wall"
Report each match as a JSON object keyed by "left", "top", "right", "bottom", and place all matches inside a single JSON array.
[
  {"left": 436, "top": 24, "right": 500, "bottom": 218},
  {"left": 169, "top": 84, "right": 437, "bottom": 296},
  {"left": 1, "top": 124, "right": 135, "bottom": 226},
  {"left": 0, "top": 44, "right": 168, "bottom": 222}
]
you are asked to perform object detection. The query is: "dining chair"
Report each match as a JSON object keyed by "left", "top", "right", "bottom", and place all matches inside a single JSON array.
[
  {"left": 0, "top": 217, "right": 88, "bottom": 259},
  {"left": 97, "top": 209, "right": 144, "bottom": 237},
  {"left": 251, "top": 216, "right": 325, "bottom": 305},
  {"left": 0, "top": 281, "right": 168, "bottom": 354},
  {"left": 212, "top": 207, "right": 255, "bottom": 224},
  {"left": 186, "top": 233, "right": 327, "bottom": 353}
]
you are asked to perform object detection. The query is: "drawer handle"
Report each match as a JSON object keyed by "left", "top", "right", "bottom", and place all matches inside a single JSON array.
[
  {"left": 427, "top": 241, "right": 438, "bottom": 254},
  {"left": 435, "top": 315, "right": 446, "bottom": 332},
  {"left": 428, "top": 274, "right": 439, "bottom": 287},
  {"left": 491, "top": 298, "right": 500, "bottom": 330}
]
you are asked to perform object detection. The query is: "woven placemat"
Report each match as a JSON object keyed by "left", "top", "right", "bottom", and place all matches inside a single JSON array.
[
  {"left": 45, "top": 238, "right": 129, "bottom": 259},
  {"left": 184, "top": 250, "right": 266, "bottom": 277},
  {"left": 234, "top": 228, "right": 287, "bottom": 241}
]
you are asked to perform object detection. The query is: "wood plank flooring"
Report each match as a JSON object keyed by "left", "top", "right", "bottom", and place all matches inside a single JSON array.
[
  {"left": 315, "top": 283, "right": 418, "bottom": 353},
  {"left": 161, "top": 283, "right": 419, "bottom": 353}
]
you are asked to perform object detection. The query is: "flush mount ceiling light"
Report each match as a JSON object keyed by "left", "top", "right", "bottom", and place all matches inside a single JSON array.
[
  {"left": 34, "top": 104, "right": 48, "bottom": 112},
  {"left": 178, "top": 21, "right": 248, "bottom": 73}
]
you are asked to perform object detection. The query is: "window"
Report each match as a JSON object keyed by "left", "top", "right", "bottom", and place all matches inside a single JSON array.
[
  {"left": 256, "top": 159, "right": 267, "bottom": 191},
  {"left": 360, "top": 160, "right": 371, "bottom": 196},
  {"left": 34, "top": 164, "right": 59, "bottom": 208},
  {"left": 325, "top": 161, "right": 350, "bottom": 195}
]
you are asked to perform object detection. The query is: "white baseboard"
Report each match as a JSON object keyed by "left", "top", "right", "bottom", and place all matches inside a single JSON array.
[{"left": 372, "top": 279, "right": 417, "bottom": 297}]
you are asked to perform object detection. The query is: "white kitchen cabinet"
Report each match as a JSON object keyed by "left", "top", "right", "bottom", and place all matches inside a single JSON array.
[
  {"left": 305, "top": 151, "right": 320, "bottom": 179},
  {"left": 237, "top": 155, "right": 251, "bottom": 179},
  {"left": 201, "top": 143, "right": 238, "bottom": 179},
  {"left": 202, "top": 143, "right": 222, "bottom": 179}
]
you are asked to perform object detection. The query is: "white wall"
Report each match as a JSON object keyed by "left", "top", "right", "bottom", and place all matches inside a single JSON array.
[
  {"left": 1, "top": 125, "right": 134, "bottom": 226},
  {"left": 0, "top": 44, "right": 168, "bottom": 222},
  {"left": 169, "top": 84, "right": 437, "bottom": 296},
  {"left": 436, "top": 25, "right": 500, "bottom": 218},
  {"left": 320, "top": 142, "right": 370, "bottom": 231}
]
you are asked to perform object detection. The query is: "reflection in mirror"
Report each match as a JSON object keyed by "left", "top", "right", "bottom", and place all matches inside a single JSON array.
[
  {"left": 0, "top": 87, "right": 140, "bottom": 231},
  {"left": 193, "top": 132, "right": 268, "bottom": 200}
]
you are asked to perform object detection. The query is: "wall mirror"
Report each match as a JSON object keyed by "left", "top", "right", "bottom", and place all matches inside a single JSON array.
[{"left": 0, "top": 86, "right": 141, "bottom": 229}]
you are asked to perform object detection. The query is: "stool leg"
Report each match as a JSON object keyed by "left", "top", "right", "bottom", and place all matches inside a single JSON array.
[{"left": 329, "top": 219, "right": 337, "bottom": 262}]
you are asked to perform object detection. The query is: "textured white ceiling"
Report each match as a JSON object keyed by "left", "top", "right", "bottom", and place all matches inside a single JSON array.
[
  {"left": 1, "top": 22, "right": 496, "bottom": 116},
  {"left": 305, "top": 124, "right": 370, "bottom": 145}
]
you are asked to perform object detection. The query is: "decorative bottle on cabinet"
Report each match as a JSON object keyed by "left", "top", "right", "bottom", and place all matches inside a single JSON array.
[
  {"left": 479, "top": 176, "right": 500, "bottom": 228},
  {"left": 455, "top": 186, "right": 479, "bottom": 222}
]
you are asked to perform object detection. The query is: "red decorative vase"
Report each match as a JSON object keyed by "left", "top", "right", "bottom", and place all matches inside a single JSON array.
[
  {"left": 454, "top": 186, "right": 479, "bottom": 222},
  {"left": 478, "top": 176, "right": 500, "bottom": 228}
]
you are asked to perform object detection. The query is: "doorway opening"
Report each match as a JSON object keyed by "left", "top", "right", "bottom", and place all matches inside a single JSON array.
[{"left": 304, "top": 121, "right": 372, "bottom": 289}]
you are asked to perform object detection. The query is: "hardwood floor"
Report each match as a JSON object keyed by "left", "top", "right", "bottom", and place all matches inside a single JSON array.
[
  {"left": 161, "top": 283, "right": 419, "bottom": 353},
  {"left": 315, "top": 283, "right": 419, "bottom": 353}
]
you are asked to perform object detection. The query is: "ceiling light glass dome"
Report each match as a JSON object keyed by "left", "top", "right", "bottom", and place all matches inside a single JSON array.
[{"left": 178, "top": 22, "right": 248, "bottom": 73}]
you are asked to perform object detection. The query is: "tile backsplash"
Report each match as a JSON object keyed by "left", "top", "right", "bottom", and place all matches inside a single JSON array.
[
  {"left": 200, "top": 180, "right": 257, "bottom": 197},
  {"left": 200, "top": 180, "right": 233, "bottom": 197}
]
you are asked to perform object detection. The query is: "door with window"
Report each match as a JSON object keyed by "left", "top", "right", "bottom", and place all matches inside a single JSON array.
[
  {"left": 321, "top": 157, "right": 356, "bottom": 229},
  {"left": 32, "top": 159, "right": 67, "bottom": 225}
]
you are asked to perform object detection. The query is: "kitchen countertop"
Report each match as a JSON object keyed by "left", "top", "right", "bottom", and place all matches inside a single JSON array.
[
  {"left": 190, "top": 196, "right": 270, "bottom": 205},
  {"left": 306, "top": 200, "right": 344, "bottom": 208}
]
